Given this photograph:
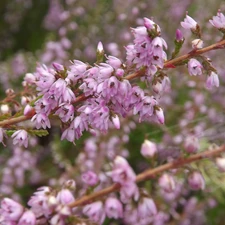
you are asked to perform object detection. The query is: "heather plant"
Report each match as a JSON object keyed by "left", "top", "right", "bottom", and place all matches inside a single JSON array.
[{"left": 1, "top": 1, "right": 225, "bottom": 225}]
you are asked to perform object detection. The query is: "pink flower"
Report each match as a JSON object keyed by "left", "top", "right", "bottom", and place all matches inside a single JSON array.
[
  {"left": 175, "top": 29, "right": 184, "bottom": 41},
  {"left": 105, "top": 197, "right": 123, "bottom": 219},
  {"left": 184, "top": 135, "right": 199, "bottom": 153},
  {"left": 141, "top": 140, "right": 157, "bottom": 158},
  {"left": 188, "top": 172, "right": 205, "bottom": 190},
  {"left": 83, "top": 201, "right": 105, "bottom": 224},
  {"left": 181, "top": 15, "right": 197, "bottom": 30},
  {"left": 188, "top": 58, "right": 202, "bottom": 76},
  {"left": 1, "top": 198, "right": 24, "bottom": 221},
  {"left": 56, "top": 189, "right": 75, "bottom": 205},
  {"left": 209, "top": 11, "right": 225, "bottom": 29},
  {"left": 11, "top": 130, "right": 29, "bottom": 148},
  {"left": 18, "top": 210, "right": 36, "bottom": 225},
  {"left": 158, "top": 174, "right": 176, "bottom": 192},
  {"left": 82, "top": 171, "right": 99, "bottom": 186},
  {"left": 138, "top": 197, "right": 157, "bottom": 218},
  {"left": 31, "top": 113, "right": 51, "bottom": 129},
  {"left": 206, "top": 71, "right": 219, "bottom": 89}
]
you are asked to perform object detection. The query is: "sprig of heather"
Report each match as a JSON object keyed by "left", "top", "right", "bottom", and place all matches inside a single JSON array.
[{"left": 0, "top": 12, "right": 225, "bottom": 147}]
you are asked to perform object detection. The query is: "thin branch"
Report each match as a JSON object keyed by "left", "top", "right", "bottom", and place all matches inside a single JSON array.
[
  {"left": 1, "top": 40, "right": 225, "bottom": 127},
  {"left": 68, "top": 145, "right": 225, "bottom": 208}
]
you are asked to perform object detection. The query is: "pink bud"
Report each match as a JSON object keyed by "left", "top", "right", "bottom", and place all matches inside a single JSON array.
[
  {"left": 206, "top": 71, "right": 219, "bottom": 89},
  {"left": 97, "top": 41, "right": 104, "bottom": 53},
  {"left": 188, "top": 172, "right": 205, "bottom": 190},
  {"left": 24, "top": 104, "right": 34, "bottom": 116},
  {"left": 52, "top": 62, "right": 64, "bottom": 71},
  {"left": 56, "top": 189, "right": 75, "bottom": 205},
  {"left": 155, "top": 107, "right": 165, "bottom": 124},
  {"left": 216, "top": 157, "right": 225, "bottom": 172},
  {"left": 158, "top": 174, "right": 176, "bottom": 192},
  {"left": 141, "top": 140, "right": 157, "bottom": 158},
  {"left": 184, "top": 136, "right": 199, "bottom": 153},
  {"left": 112, "top": 115, "right": 120, "bottom": 129},
  {"left": 176, "top": 29, "right": 183, "bottom": 41},
  {"left": 181, "top": 15, "right": 198, "bottom": 30},
  {"left": 192, "top": 39, "right": 203, "bottom": 49},
  {"left": 82, "top": 171, "right": 99, "bottom": 186}
]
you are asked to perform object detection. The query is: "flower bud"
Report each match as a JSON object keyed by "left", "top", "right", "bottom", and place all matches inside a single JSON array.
[
  {"left": 52, "top": 62, "right": 64, "bottom": 71},
  {"left": 192, "top": 39, "right": 203, "bottom": 49},
  {"left": 24, "top": 104, "right": 34, "bottom": 117},
  {"left": 105, "top": 197, "right": 123, "bottom": 219},
  {"left": 158, "top": 173, "right": 175, "bottom": 192},
  {"left": 82, "top": 171, "right": 99, "bottom": 186},
  {"left": 141, "top": 140, "right": 157, "bottom": 158},
  {"left": 97, "top": 41, "right": 104, "bottom": 53},
  {"left": 1, "top": 104, "right": 10, "bottom": 114},
  {"left": 112, "top": 114, "right": 120, "bottom": 129},
  {"left": 184, "top": 136, "right": 199, "bottom": 153},
  {"left": 176, "top": 29, "right": 184, "bottom": 41},
  {"left": 155, "top": 107, "right": 165, "bottom": 124},
  {"left": 188, "top": 171, "right": 205, "bottom": 190},
  {"left": 216, "top": 157, "right": 225, "bottom": 172},
  {"left": 206, "top": 71, "right": 219, "bottom": 89},
  {"left": 56, "top": 188, "right": 75, "bottom": 205}
]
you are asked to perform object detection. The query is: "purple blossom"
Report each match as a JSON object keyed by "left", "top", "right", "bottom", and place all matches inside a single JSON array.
[
  {"left": 31, "top": 113, "right": 51, "bottom": 129},
  {"left": 82, "top": 171, "right": 99, "bottom": 186},
  {"left": 105, "top": 197, "right": 123, "bottom": 219},
  {"left": 158, "top": 174, "right": 176, "bottom": 192},
  {"left": 11, "top": 130, "right": 29, "bottom": 148},
  {"left": 188, "top": 58, "right": 203, "bottom": 76},
  {"left": 112, "top": 114, "right": 120, "bottom": 129},
  {"left": 181, "top": 15, "right": 198, "bottom": 30},
  {"left": 209, "top": 11, "right": 225, "bottom": 29},
  {"left": 55, "top": 103, "right": 75, "bottom": 122},
  {"left": 184, "top": 135, "right": 199, "bottom": 153},
  {"left": 56, "top": 189, "right": 75, "bottom": 205},
  {"left": 83, "top": 201, "right": 106, "bottom": 224},
  {"left": 0, "top": 198, "right": 24, "bottom": 222},
  {"left": 18, "top": 210, "right": 36, "bottom": 225},
  {"left": 188, "top": 172, "right": 205, "bottom": 190},
  {"left": 138, "top": 197, "right": 157, "bottom": 218},
  {"left": 206, "top": 71, "right": 219, "bottom": 89},
  {"left": 175, "top": 29, "right": 184, "bottom": 41}
]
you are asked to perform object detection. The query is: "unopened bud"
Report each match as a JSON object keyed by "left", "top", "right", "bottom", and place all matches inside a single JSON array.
[
  {"left": 1, "top": 104, "right": 10, "bottom": 114},
  {"left": 5, "top": 88, "right": 15, "bottom": 95},
  {"left": 216, "top": 157, "right": 225, "bottom": 172},
  {"left": 175, "top": 29, "right": 184, "bottom": 41},
  {"left": 24, "top": 105, "right": 34, "bottom": 117},
  {"left": 52, "top": 62, "right": 64, "bottom": 71},
  {"left": 97, "top": 41, "right": 104, "bottom": 53},
  {"left": 141, "top": 140, "right": 157, "bottom": 158},
  {"left": 188, "top": 171, "right": 205, "bottom": 190},
  {"left": 24, "top": 73, "right": 35, "bottom": 84},
  {"left": 192, "top": 39, "right": 203, "bottom": 49},
  {"left": 184, "top": 136, "right": 199, "bottom": 153},
  {"left": 158, "top": 173, "right": 175, "bottom": 192},
  {"left": 155, "top": 107, "right": 165, "bottom": 124},
  {"left": 112, "top": 114, "right": 120, "bottom": 129}
]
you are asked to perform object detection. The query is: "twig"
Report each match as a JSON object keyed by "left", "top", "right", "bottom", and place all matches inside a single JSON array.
[{"left": 68, "top": 145, "right": 225, "bottom": 208}]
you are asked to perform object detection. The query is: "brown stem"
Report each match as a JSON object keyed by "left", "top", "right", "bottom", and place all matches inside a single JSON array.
[
  {"left": 1, "top": 40, "right": 225, "bottom": 127},
  {"left": 125, "top": 39, "right": 225, "bottom": 80},
  {"left": 68, "top": 145, "right": 225, "bottom": 208}
]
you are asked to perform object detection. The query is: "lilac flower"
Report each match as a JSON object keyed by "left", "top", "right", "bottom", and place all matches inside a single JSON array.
[
  {"left": 143, "top": 17, "right": 161, "bottom": 33},
  {"left": 188, "top": 58, "right": 202, "bottom": 76},
  {"left": 109, "top": 156, "right": 136, "bottom": 185},
  {"left": 106, "top": 55, "right": 122, "bottom": 69},
  {"left": 83, "top": 201, "right": 106, "bottom": 224},
  {"left": 98, "top": 63, "right": 114, "bottom": 82},
  {"left": 56, "top": 189, "right": 75, "bottom": 205},
  {"left": 1, "top": 198, "right": 24, "bottom": 221},
  {"left": 18, "top": 210, "right": 36, "bottom": 225},
  {"left": 67, "top": 60, "right": 87, "bottom": 84},
  {"left": 55, "top": 104, "right": 75, "bottom": 122},
  {"left": 184, "top": 135, "right": 199, "bottom": 153},
  {"left": 188, "top": 172, "right": 205, "bottom": 190},
  {"left": 206, "top": 71, "right": 219, "bottom": 89},
  {"left": 209, "top": 11, "right": 225, "bottom": 29},
  {"left": 28, "top": 186, "right": 53, "bottom": 218},
  {"left": 158, "top": 174, "right": 176, "bottom": 192},
  {"left": 31, "top": 113, "right": 51, "bottom": 129},
  {"left": 141, "top": 140, "right": 157, "bottom": 158},
  {"left": 52, "top": 62, "right": 64, "bottom": 71},
  {"left": 138, "top": 197, "right": 157, "bottom": 219},
  {"left": 181, "top": 15, "right": 198, "bottom": 30},
  {"left": 24, "top": 104, "right": 33, "bottom": 116},
  {"left": 105, "top": 197, "right": 123, "bottom": 219},
  {"left": 82, "top": 171, "right": 99, "bottom": 186},
  {"left": 11, "top": 130, "right": 29, "bottom": 148}
]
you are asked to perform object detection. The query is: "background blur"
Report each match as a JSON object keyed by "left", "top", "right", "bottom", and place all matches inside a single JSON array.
[{"left": 1, "top": 0, "right": 225, "bottom": 224}]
